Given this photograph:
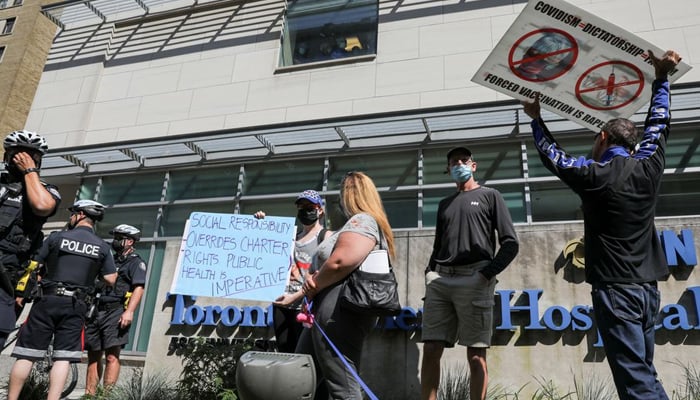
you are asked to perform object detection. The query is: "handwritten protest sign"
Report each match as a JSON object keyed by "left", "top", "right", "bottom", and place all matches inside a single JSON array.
[
  {"left": 472, "top": 0, "right": 692, "bottom": 132},
  {"left": 169, "top": 212, "right": 295, "bottom": 302}
]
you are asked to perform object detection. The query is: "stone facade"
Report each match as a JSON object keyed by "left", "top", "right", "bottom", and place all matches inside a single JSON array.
[
  {"left": 142, "top": 217, "right": 699, "bottom": 399},
  {"left": 0, "top": 0, "right": 57, "bottom": 136}
]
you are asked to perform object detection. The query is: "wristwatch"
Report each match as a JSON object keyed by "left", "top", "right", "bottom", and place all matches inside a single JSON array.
[{"left": 23, "top": 167, "right": 40, "bottom": 175}]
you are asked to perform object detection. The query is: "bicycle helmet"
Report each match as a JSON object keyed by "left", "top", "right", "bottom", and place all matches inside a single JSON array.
[
  {"left": 68, "top": 200, "right": 105, "bottom": 221},
  {"left": 4, "top": 130, "right": 49, "bottom": 155},
  {"left": 109, "top": 224, "right": 141, "bottom": 241}
]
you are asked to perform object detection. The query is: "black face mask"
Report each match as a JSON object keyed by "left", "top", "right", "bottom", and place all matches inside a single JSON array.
[
  {"left": 297, "top": 209, "right": 319, "bottom": 226},
  {"left": 111, "top": 239, "right": 127, "bottom": 253},
  {"left": 67, "top": 214, "right": 83, "bottom": 230}
]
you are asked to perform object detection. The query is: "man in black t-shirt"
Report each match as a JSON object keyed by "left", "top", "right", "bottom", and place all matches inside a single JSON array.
[
  {"left": 85, "top": 224, "right": 147, "bottom": 395},
  {"left": 7, "top": 200, "right": 116, "bottom": 400},
  {"left": 420, "top": 147, "right": 519, "bottom": 400}
]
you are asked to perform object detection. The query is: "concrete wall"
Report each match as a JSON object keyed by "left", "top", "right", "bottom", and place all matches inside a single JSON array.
[
  {"left": 144, "top": 217, "right": 700, "bottom": 399},
  {"left": 25, "top": 0, "right": 700, "bottom": 150}
]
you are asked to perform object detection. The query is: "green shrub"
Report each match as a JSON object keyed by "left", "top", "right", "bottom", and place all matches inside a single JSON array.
[
  {"left": 437, "top": 363, "right": 519, "bottom": 400},
  {"left": 80, "top": 368, "right": 176, "bottom": 400},
  {"left": 174, "top": 337, "right": 256, "bottom": 400},
  {"left": 111, "top": 368, "right": 176, "bottom": 400},
  {"left": 531, "top": 377, "right": 573, "bottom": 400},
  {"left": 572, "top": 372, "right": 615, "bottom": 400},
  {"left": 670, "top": 361, "right": 700, "bottom": 400}
]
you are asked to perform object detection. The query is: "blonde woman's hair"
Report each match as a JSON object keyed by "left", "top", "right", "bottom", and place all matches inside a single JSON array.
[{"left": 340, "top": 171, "right": 395, "bottom": 258}]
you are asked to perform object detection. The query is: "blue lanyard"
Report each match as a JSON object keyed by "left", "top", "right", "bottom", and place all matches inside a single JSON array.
[{"left": 301, "top": 298, "right": 379, "bottom": 400}]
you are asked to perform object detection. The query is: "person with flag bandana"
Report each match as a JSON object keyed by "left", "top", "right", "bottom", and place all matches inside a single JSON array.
[{"left": 255, "top": 189, "right": 332, "bottom": 352}]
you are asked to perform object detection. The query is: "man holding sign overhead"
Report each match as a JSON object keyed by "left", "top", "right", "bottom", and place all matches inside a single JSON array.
[{"left": 522, "top": 49, "right": 681, "bottom": 400}]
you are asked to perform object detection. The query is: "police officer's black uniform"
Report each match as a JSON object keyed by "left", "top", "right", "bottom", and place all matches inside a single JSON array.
[
  {"left": 0, "top": 173, "right": 60, "bottom": 346},
  {"left": 85, "top": 252, "right": 146, "bottom": 350},
  {"left": 11, "top": 226, "right": 116, "bottom": 362}
]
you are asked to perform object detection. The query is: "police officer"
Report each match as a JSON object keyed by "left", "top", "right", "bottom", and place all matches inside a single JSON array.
[
  {"left": 7, "top": 200, "right": 117, "bottom": 400},
  {"left": 85, "top": 224, "right": 147, "bottom": 395},
  {"left": 0, "top": 130, "right": 61, "bottom": 350}
]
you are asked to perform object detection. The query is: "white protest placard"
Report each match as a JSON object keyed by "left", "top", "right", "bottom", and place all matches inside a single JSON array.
[
  {"left": 169, "top": 212, "right": 295, "bottom": 302},
  {"left": 472, "top": 0, "right": 692, "bottom": 132}
]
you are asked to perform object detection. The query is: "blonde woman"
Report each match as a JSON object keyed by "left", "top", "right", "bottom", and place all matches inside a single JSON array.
[{"left": 301, "top": 171, "right": 395, "bottom": 399}]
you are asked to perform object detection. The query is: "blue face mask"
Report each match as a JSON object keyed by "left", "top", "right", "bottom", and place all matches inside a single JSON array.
[{"left": 450, "top": 164, "right": 473, "bottom": 183}]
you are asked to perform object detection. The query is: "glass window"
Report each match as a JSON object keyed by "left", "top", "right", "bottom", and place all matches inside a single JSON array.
[
  {"left": 665, "top": 128, "right": 700, "bottom": 170},
  {"left": 98, "top": 172, "right": 165, "bottom": 204},
  {"left": 0, "top": 46, "right": 5, "bottom": 63},
  {"left": 134, "top": 242, "right": 164, "bottom": 352},
  {"left": 495, "top": 184, "right": 526, "bottom": 223},
  {"left": 328, "top": 151, "right": 417, "bottom": 189},
  {"left": 424, "top": 144, "right": 522, "bottom": 185},
  {"left": 240, "top": 198, "right": 297, "bottom": 219},
  {"left": 657, "top": 173, "right": 700, "bottom": 217},
  {"left": 530, "top": 181, "right": 582, "bottom": 222},
  {"left": 279, "top": 0, "right": 378, "bottom": 67},
  {"left": 321, "top": 194, "right": 344, "bottom": 230},
  {"left": 320, "top": 191, "right": 416, "bottom": 230},
  {"left": 78, "top": 177, "right": 99, "bottom": 201},
  {"left": 1, "top": 17, "right": 15, "bottom": 35},
  {"left": 160, "top": 203, "right": 236, "bottom": 237},
  {"left": 527, "top": 135, "right": 593, "bottom": 178},
  {"left": 382, "top": 191, "right": 418, "bottom": 229},
  {"left": 96, "top": 206, "right": 159, "bottom": 239},
  {"left": 167, "top": 166, "right": 238, "bottom": 201},
  {"left": 122, "top": 243, "right": 151, "bottom": 352},
  {"left": 423, "top": 188, "right": 453, "bottom": 228},
  {"left": 244, "top": 159, "right": 324, "bottom": 196}
]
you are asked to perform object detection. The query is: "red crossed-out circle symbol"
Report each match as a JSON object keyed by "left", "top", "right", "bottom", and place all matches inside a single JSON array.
[
  {"left": 575, "top": 61, "right": 644, "bottom": 111},
  {"left": 509, "top": 28, "right": 578, "bottom": 82}
]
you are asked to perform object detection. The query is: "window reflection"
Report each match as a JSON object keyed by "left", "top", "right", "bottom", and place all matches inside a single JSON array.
[
  {"left": 530, "top": 182, "right": 582, "bottom": 222},
  {"left": 280, "top": 0, "right": 378, "bottom": 67},
  {"left": 168, "top": 167, "right": 238, "bottom": 201},
  {"left": 244, "top": 160, "right": 324, "bottom": 195},
  {"left": 96, "top": 206, "right": 159, "bottom": 239},
  {"left": 329, "top": 152, "right": 417, "bottom": 188},
  {"left": 657, "top": 173, "right": 700, "bottom": 217},
  {"left": 99, "top": 173, "right": 165, "bottom": 204}
]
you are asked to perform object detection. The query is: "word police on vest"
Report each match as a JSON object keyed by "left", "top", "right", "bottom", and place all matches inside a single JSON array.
[{"left": 60, "top": 238, "right": 101, "bottom": 257}]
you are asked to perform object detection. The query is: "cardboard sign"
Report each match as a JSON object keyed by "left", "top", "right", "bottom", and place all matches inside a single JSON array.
[
  {"left": 472, "top": 0, "right": 692, "bottom": 132},
  {"left": 169, "top": 212, "right": 295, "bottom": 301}
]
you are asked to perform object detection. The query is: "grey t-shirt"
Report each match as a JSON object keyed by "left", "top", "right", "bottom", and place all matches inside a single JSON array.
[
  {"left": 315, "top": 213, "right": 381, "bottom": 269},
  {"left": 286, "top": 229, "right": 324, "bottom": 294}
]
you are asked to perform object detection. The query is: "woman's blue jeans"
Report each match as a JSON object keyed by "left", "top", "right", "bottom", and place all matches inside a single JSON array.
[{"left": 591, "top": 282, "right": 669, "bottom": 400}]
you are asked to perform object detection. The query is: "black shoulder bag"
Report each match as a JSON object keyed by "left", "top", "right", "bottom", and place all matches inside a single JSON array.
[{"left": 339, "top": 230, "right": 401, "bottom": 316}]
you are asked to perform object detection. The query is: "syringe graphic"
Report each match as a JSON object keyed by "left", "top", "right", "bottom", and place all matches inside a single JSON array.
[{"left": 606, "top": 67, "right": 616, "bottom": 106}]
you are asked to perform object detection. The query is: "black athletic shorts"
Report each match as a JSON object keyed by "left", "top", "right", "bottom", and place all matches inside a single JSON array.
[
  {"left": 84, "top": 304, "right": 130, "bottom": 351},
  {"left": 12, "top": 295, "right": 87, "bottom": 362}
]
